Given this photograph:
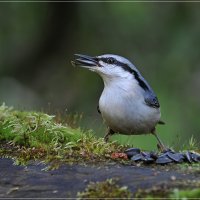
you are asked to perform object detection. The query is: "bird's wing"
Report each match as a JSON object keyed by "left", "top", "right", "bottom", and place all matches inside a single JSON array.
[
  {"left": 144, "top": 94, "right": 160, "bottom": 108},
  {"left": 158, "top": 120, "right": 165, "bottom": 125},
  {"left": 144, "top": 92, "right": 165, "bottom": 124},
  {"left": 131, "top": 69, "right": 160, "bottom": 109}
]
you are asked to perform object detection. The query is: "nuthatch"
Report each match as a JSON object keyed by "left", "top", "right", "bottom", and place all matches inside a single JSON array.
[{"left": 72, "top": 54, "right": 166, "bottom": 151}]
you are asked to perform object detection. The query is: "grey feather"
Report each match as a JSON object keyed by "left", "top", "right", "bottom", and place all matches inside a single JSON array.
[{"left": 144, "top": 94, "right": 160, "bottom": 108}]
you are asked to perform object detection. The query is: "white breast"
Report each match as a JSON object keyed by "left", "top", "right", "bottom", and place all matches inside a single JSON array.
[{"left": 99, "top": 79, "right": 161, "bottom": 135}]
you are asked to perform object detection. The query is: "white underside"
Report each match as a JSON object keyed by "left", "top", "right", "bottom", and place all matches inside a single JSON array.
[{"left": 99, "top": 77, "right": 161, "bottom": 135}]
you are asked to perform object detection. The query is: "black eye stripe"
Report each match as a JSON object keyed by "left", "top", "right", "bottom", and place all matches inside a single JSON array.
[
  {"left": 100, "top": 57, "right": 150, "bottom": 92},
  {"left": 120, "top": 64, "right": 150, "bottom": 91},
  {"left": 100, "top": 57, "right": 116, "bottom": 64}
]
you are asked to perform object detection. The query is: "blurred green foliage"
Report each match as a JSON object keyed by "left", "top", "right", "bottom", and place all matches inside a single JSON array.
[{"left": 0, "top": 3, "right": 200, "bottom": 149}]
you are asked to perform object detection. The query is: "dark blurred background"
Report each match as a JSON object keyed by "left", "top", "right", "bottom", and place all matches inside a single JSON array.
[{"left": 0, "top": 2, "right": 200, "bottom": 150}]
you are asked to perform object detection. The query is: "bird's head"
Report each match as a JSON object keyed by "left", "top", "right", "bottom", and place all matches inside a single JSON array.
[
  {"left": 71, "top": 54, "right": 138, "bottom": 80},
  {"left": 72, "top": 53, "right": 155, "bottom": 97}
]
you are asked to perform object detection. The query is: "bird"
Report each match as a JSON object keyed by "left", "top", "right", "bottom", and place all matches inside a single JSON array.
[{"left": 71, "top": 54, "right": 167, "bottom": 151}]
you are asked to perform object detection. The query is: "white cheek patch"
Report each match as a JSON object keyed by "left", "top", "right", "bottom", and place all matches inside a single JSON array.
[
  {"left": 99, "top": 60, "right": 107, "bottom": 67},
  {"left": 98, "top": 60, "right": 130, "bottom": 77}
]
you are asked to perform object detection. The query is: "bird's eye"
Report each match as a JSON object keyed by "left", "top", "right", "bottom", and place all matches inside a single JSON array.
[{"left": 106, "top": 58, "right": 115, "bottom": 64}]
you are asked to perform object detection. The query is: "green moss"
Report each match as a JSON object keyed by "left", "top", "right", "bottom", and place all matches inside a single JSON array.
[
  {"left": 170, "top": 188, "right": 200, "bottom": 199},
  {"left": 135, "top": 179, "right": 200, "bottom": 199},
  {"left": 0, "top": 103, "right": 124, "bottom": 165},
  {"left": 78, "top": 182, "right": 200, "bottom": 200},
  {"left": 77, "top": 178, "right": 132, "bottom": 199}
]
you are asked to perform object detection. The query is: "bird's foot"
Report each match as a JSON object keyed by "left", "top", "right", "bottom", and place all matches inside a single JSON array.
[
  {"left": 157, "top": 143, "right": 172, "bottom": 153},
  {"left": 104, "top": 134, "right": 109, "bottom": 143},
  {"left": 104, "top": 128, "right": 115, "bottom": 143}
]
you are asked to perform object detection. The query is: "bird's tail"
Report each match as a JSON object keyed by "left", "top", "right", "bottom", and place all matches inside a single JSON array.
[{"left": 158, "top": 120, "right": 165, "bottom": 125}]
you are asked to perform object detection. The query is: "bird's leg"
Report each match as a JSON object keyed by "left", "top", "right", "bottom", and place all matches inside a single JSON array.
[
  {"left": 104, "top": 128, "right": 115, "bottom": 142},
  {"left": 151, "top": 128, "right": 167, "bottom": 152}
]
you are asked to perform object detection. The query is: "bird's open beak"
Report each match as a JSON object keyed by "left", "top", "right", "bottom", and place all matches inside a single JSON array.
[{"left": 71, "top": 54, "right": 98, "bottom": 68}]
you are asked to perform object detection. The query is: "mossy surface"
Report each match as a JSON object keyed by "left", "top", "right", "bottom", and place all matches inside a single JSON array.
[
  {"left": 77, "top": 178, "right": 132, "bottom": 199},
  {"left": 77, "top": 176, "right": 200, "bottom": 199},
  {"left": 0, "top": 104, "right": 200, "bottom": 199},
  {"left": 0, "top": 103, "right": 124, "bottom": 165},
  {"left": 170, "top": 188, "right": 200, "bottom": 199},
  {"left": 135, "top": 178, "right": 200, "bottom": 199}
]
